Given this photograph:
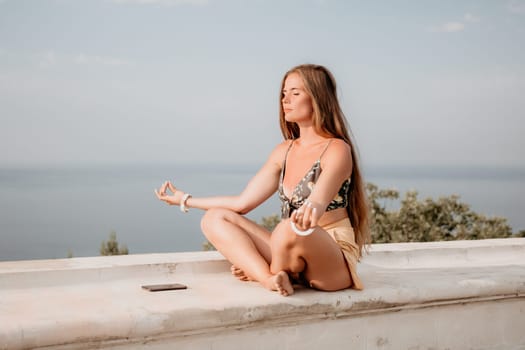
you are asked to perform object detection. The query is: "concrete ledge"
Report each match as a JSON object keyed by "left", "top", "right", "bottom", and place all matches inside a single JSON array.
[
  {"left": 366, "top": 237, "right": 525, "bottom": 268},
  {"left": 0, "top": 251, "right": 230, "bottom": 290},
  {"left": 1, "top": 238, "right": 524, "bottom": 349}
]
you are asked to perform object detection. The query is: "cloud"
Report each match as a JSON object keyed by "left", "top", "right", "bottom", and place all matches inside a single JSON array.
[
  {"left": 74, "top": 53, "right": 133, "bottom": 66},
  {"left": 428, "top": 22, "right": 465, "bottom": 33},
  {"left": 464, "top": 13, "right": 481, "bottom": 22},
  {"left": 37, "top": 50, "right": 57, "bottom": 67},
  {"left": 111, "top": 0, "right": 208, "bottom": 6},
  {"left": 31, "top": 50, "right": 133, "bottom": 68},
  {"left": 507, "top": 0, "right": 525, "bottom": 14},
  {"left": 428, "top": 13, "right": 480, "bottom": 34}
]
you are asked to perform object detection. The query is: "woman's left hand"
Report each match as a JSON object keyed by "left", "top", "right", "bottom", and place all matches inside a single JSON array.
[
  {"left": 154, "top": 181, "right": 184, "bottom": 206},
  {"left": 290, "top": 200, "right": 323, "bottom": 231}
]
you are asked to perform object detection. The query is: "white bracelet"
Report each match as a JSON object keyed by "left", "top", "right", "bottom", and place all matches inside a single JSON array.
[
  {"left": 180, "top": 193, "right": 192, "bottom": 213},
  {"left": 290, "top": 221, "right": 315, "bottom": 236}
]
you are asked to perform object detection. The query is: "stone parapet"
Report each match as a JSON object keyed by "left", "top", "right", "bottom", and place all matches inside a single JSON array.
[{"left": 1, "top": 238, "right": 524, "bottom": 349}]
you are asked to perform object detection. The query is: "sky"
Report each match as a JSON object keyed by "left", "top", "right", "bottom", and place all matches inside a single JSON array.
[{"left": 0, "top": 0, "right": 524, "bottom": 169}]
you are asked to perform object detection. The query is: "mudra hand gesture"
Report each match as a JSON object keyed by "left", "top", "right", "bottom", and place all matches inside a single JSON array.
[
  {"left": 290, "top": 200, "right": 323, "bottom": 236},
  {"left": 154, "top": 181, "right": 184, "bottom": 206}
]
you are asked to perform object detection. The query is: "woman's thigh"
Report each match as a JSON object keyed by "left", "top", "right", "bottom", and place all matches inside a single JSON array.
[
  {"left": 202, "top": 208, "right": 273, "bottom": 263},
  {"left": 272, "top": 219, "right": 352, "bottom": 291}
]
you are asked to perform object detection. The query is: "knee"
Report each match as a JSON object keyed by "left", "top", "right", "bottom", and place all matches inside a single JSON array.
[
  {"left": 271, "top": 219, "right": 305, "bottom": 274},
  {"left": 271, "top": 219, "right": 297, "bottom": 251},
  {"left": 201, "top": 208, "right": 238, "bottom": 234},
  {"left": 200, "top": 208, "right": 228, "bottom": 233}
]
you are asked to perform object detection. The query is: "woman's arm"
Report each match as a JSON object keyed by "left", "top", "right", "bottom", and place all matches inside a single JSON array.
[
  {"left": 291, "top": 139, "right": 353, "bottom": 229},
  {"left": 155, "top": 142, "right": 288, "bottom": 214}
]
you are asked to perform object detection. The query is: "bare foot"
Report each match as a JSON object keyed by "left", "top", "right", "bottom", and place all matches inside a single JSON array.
[
  {"left": 230, "top": 265, "right": 253, "bottom": 282},
  {"left": 268, "top": 271, "right": 294, "bottom": 296}
]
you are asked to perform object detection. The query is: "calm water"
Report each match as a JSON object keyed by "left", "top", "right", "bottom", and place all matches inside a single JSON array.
[{"left": 1, "top": 163, "right": 524, "bottom": 261}]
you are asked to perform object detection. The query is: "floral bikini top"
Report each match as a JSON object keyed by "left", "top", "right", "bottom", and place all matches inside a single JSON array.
[{"left": 278, "top": 139, "right": 351, "bottom": 219}]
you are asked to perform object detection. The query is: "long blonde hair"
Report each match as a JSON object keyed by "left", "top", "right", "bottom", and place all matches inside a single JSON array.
[{"left": 279, "top": 64, "right": 370, "bottom": 256}]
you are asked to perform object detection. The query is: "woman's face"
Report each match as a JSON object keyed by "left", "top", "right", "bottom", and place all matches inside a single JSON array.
[{"left": 282, "top": 72, "right": 314, "bottom": 124}]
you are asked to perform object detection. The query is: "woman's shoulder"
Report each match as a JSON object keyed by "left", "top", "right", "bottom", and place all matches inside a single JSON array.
[
  {"left": 322, "top": 138, "right": 352, "bottom": 164},
  {"left": 326, "top": 138, "right": 351, "bottom": 156},
  {"left": 267, "top": 139, "right": 293, "bottom": 164},
  {"left": 274, "top": 139, "right": 293, "bottom": 154}
]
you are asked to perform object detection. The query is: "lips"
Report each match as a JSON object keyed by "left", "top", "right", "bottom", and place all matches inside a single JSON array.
[{"left": 284, "top": 109, "right": 293, "bottom": 113}]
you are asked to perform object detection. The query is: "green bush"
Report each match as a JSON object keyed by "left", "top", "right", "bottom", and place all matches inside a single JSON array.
[
  {"left": 100, "top": 230, "right": 129, "bottom": 256},
  {"left": 202, "top": 240, "right": 216, "bottom": 251},
  {"left": 260, "top": 214, "right": 281, "bottom": 231},
  {"left": 366, "top": 183, "right": 513, "bottom": 243}
]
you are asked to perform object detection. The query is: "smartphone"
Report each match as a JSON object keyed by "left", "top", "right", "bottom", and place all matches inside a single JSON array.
[{"left": 141, "top": 283, "right": 187, "bottom": 292}]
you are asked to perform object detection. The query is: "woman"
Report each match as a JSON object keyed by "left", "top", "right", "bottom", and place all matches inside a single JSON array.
[{"left": 155, "top": 64, "right": 370, "bottom": 296}]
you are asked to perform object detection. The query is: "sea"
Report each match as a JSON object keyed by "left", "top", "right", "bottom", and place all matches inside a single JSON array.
[{"left": 1, "top": 163, "right": 524, "bottom": 261}]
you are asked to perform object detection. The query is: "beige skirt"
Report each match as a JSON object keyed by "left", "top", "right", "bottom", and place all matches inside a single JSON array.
[{"left": 322, "top": 218, "right": 363, "bottom": 290}]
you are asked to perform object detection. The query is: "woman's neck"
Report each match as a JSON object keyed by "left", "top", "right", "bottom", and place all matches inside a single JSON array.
[{"left": 296, "top": 125, "right": 330, "bottom": 146}]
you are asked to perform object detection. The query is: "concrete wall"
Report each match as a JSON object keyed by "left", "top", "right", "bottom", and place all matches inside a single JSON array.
[{"left": 1, "top": 238, "right": 524, "bottom": 350}]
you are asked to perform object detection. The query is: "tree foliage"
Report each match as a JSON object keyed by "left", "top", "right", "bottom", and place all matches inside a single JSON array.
[
  {"left": 366, "top": 183, "right": 513, "bottom": 243},
  {"left": 100, "top": 230, "right": 129, "bottom": 256},
  {"left": 202, "top": 240, "right": 216, "bottom": 251},
  {"left": 260, "top": 214, "right": 281, "bottom": 231}
]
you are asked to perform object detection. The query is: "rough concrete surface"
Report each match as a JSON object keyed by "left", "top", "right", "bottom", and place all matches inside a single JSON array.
[{"left": 0, "top": 238, "right": 524, "bottom": 350}]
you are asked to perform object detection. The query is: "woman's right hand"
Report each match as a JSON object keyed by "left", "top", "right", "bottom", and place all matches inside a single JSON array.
[
  {"left": 154, "top": 181, "right": 184, "bottom": 206},
  {"left": 291, "top": 199, "right": 322, "bottom": 231}
]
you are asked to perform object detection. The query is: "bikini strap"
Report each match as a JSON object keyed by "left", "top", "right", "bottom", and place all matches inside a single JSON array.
[
  {"left": 319, "top": 139, "right": 333, "bottom": 160},
  {"left": 285, "top": 139, "right": 294, "bottom": 158},
  {"left": 280, "top": 139, "right": 294, "bottom": 177}
]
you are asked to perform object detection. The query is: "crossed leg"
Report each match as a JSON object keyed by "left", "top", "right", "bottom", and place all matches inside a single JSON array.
[
  {"left": 201, "top": 208, "right": 352, "bottom": 296},
  {"left": 200, "top": 208, "right": 295, "bottom": 295},
  {"left": 270, "top": 219, "right": 352, "bottom": 291}
]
